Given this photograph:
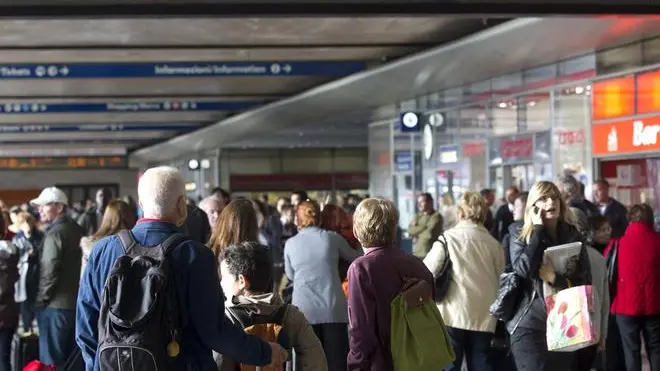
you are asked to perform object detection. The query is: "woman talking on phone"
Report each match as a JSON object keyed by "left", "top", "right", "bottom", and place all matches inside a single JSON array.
[{"left": 507, "top": 181, "right": 591, "bottom": 371}]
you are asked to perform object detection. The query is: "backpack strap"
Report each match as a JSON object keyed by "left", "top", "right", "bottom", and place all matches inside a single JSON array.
[
  {"left": 225, "top": 304, "right": 289, "bottom": 328},
  {"left": 157, "top": 233, "right": 188, "bottom": 256},
  {"left": 116, "top": 230, "right": 136, "bottom": 255}
]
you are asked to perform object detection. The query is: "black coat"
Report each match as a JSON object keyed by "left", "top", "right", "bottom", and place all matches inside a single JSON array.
[{"left": 0, "top": 244, "right": 19, "bottom": 329}]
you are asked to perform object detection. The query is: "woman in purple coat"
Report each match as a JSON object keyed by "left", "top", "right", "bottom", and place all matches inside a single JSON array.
[{"left": 347, "top": 198, "right": 434, "bottom": 371}]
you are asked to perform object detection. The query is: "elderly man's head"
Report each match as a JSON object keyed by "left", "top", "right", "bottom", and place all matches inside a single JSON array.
[
  {"left": 199, "top": 196, "right": 224, "bottom": 229},
  {"left": 557, "top": 175, "right": 582, "bottom": 203},
  {"left": 138, "top": 166, "right": 187, "bottom": 226}
]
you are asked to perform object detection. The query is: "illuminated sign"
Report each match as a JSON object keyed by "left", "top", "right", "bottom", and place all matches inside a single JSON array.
[
  {"left": 592, "top": 75, "right": 635, "bottom": 121},
  {"left": 0, "top": 156, "right": 128, "bottom": 170},
  {"left": 592, "top": 116, "right": 660, "bottom": 156}
]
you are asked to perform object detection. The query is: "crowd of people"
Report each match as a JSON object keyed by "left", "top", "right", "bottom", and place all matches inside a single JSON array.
[{"left": 0, "top": 167, "right": 657, "bottom": 371}]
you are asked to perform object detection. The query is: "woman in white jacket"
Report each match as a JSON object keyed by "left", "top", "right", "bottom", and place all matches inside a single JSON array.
[{"left": 423, "top": 192, "right": 505, "bottom": 371}]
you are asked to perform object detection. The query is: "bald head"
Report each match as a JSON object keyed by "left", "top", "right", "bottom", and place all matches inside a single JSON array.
[
  {"left": 199, "top": 196, "right": 224, "bottom": 229},
  {"left": 138, "top": 166, "right": 187, "bottom": 225}
]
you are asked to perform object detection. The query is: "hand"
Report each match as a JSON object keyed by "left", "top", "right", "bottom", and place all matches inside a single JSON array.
[
  {"left": 266, "top": 342, "right": 287, "bottom": 367},
  {"left": 531, "top": 206, "right": 544, "bottom": 226},
  {"left": 539, "top": 256, "right": 556, "bottom": 284}
]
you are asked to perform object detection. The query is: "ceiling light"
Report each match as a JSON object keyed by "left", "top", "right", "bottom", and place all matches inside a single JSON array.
[
  {"left": 575, "top": 86, "right": 584, "bottom": 94},
  {"left": 498, "top": 102, "right": 507, "bottom": 108},
  {"left": 586, "top": 85, "right": 592, "bottom": 91},
  {"left": 528, "top": 101, "right": 536, "bottom": 107}
]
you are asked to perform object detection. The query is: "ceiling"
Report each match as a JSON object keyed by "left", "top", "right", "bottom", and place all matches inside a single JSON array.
[
  {"left": 132, "top": 16, "right": 660, "bottom": 165},
  {"left": 0, "top": 16, "right": 501, "bottom": 157}
]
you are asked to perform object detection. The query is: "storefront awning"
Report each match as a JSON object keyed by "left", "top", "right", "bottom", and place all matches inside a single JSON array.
[{"left": 130, "top": 16, "right": 660, "bottom": 165}]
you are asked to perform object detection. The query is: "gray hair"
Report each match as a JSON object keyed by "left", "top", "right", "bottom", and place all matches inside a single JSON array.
[
  {"left": 558, "top": 175, "right": 582, "bottom": 201},
  {"left": 138, "top": 166, "right": 185, "bottom": 219}
]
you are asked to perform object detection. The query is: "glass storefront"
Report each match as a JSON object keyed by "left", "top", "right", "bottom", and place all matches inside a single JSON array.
[{"left": 367, "top": 35, "right": 660, "bottom": 224}]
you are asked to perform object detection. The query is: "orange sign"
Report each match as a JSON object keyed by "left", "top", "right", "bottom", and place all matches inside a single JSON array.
[
  {"left": 592, "top": 75, "right": 635, "bottom": 121},
  {"left": 636, "top": 70, "right": 660, "bottom": 114},
  {"left": 592, "top": 116, "right": 660, "bottom": 155}
]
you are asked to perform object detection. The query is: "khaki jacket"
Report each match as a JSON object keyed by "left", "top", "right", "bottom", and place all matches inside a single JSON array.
[{"left": 423, "top": 220, "right": 505, "bottom": 333}]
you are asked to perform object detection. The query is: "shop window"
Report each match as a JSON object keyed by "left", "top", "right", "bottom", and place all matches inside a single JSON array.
[
  {"left": 492, "top": 98, "right": 518, "bottom": 135},
  {"left": 559, "top": 54, "right": 596, "bottom": 78},
  {"left": 459, "top": 104, "right": 490, "bottom": 140},
  {"left": 492, "top": 72, "right": 523, "bottom": 98},
  {"left": 553, "top": 87, "right": 592, "bottom": 188},
  {"left": 465, "top": 79, "right": 491, "bottom": 103},
  {"left": 438, "top": 109, "right": 459, "bottom": 140},
  {"left": 523, "top": 64, "right": 557, "bottom": 89},
  {"left": 643, "top": 37, "right": 660, "bottom": 66},
  {"left": 444, "top": 87, "right": 464, "bottom": 106},
  {"left": 596, "top": 42, "right": 643, "bottom": 75},
  {"left": 427, "top": 92, "right": 443, "bottom": 109},
  {"left": 400, "top": 99, "right": 417, "bottom": 111},
  {"left": 521, "top": 92, "right": 551, "bottom": 131}
]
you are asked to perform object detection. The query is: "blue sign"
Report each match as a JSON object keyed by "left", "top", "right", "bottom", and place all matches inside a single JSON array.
[
  {"left": 0, "top": 61, "right": 366, "bottom": 79},
  {"left": 0, "top": 100, "right": 263, "bottom": 114},
  {"left": 394, "top": 152, "right": 413, "bottom": 172},
  {"left": 0, "top": 123, "right": 201, "bottom": 133}
]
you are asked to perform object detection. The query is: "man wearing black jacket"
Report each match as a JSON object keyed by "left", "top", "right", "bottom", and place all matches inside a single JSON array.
[
  {"left": 593, "top": 178, "right": 628, "bottom": 238},
  {"left": 492, "top": 186, "right": 519, "bottom": 243}
]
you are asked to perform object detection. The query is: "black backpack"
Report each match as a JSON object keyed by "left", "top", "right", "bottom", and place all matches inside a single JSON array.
[
  {"left": 97, "top": 230, "right": 187, "bottom": 371},
  {"left": 433, "top": 234, "right": 452, "bottom": 302}
]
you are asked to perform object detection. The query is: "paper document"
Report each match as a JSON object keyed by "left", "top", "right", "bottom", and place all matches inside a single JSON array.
[{"left": 543, "top": 242, "right": 582, "bottom": 297}]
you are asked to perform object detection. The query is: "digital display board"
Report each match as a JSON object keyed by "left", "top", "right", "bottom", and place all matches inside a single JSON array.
[{"left": 0, "top": 156, "right": 128, "bottom": 170}]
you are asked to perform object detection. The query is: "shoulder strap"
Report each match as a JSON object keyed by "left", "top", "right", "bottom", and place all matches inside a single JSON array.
[
  {"left": 157, "top": 233, "right": 188, "bottom": 256},
  {"left": 437, "top": 234, "right": 450, "bottom": 268},
  {"left": 270, "top": 305, "right": 288, "bottom": 326},
  {"left": 116, "top": 230, "right": 136, "bottom": 255},
  {"left": 225, "top": 306, "right": 249, "bottom": 329}
]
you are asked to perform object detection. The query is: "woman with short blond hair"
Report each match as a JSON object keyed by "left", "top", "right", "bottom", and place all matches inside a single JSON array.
[
  {"left": 284, "top": 200, "right": 360, "bottom": 370},
  {"left": 423, "top": 191, "right": 505, "bottom": 371},
  {"left": 347, "top": 198, "right": 434, "bottom": 371}
]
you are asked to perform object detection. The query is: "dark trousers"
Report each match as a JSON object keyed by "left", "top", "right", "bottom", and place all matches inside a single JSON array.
[
  {"left": 37, "top": 308, "right": 76, "bottom": 367},
  {"left": 616, "top": 314, "right": 660, "bottom": 371},
  {"left": 574, "top": 344, "right": 598, "bottom": 371},
  {"left": 445, "top": 327, "right": 493, "bottom": 371},
  {"left": 311, "top": 323, "right": 348, "bottom": 371},
  {"left": 509, "top": 327, "right": 574, "bottom": 371},
  {"left": 20, "top": 301, "right": 35, "bottom": 333},
  {"left": 605, "top": 314, "right": 626, "bottom": 371},
  {"left": 0, "top": 327, "right": 15, "bottom": 371}
]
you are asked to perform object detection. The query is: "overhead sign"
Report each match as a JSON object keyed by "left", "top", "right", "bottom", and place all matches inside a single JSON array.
[
  {"left": 593, "top": 116, "right": 660, "bottom": 156},
  {"left": 0, "top": 156, "right": 128, "bottom": 170},
  {"left": 0, "top": 100, "right": 262, "bottom": 114},
  {"left": 0, "top": 61, "right": 366, "bottom": 79},
  {"left": 592, "top": 75, "right": 635, "bottom": 121},
  {"left": 0, "top": 123, "right": 200, "bottom": 133}
]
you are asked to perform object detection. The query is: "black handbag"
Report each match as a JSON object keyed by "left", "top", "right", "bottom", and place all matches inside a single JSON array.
[
  {"left": 605, "top": 239, "right": 619, "bottom": 298},
  {"left": 433, "top": 234, "right": 452, "bottom": 301},
  {"left": 489, "top": 272, "right": 521, "bottom": 322}
]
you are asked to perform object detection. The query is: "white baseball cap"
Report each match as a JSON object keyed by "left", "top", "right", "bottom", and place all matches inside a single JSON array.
[{"left": 30, "top": 187, "right": 68, "bottom": 206}]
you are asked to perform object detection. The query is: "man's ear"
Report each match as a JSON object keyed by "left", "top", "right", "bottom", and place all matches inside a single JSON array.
[
  {"left": 238, "top": 274, "right": 250, "bottom": 290},
  {"left": 176, "top": 196, "right": 188, "bottom": 226}
]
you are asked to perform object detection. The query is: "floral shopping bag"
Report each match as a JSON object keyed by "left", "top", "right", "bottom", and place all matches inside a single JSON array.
[{"left": 545, "top": 285, "right": 599, "bottom": 352}]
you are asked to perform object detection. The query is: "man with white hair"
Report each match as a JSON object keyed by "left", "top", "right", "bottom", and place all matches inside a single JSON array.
[
  {"left": 76, "top": 166, "right": 286, "bottom": 371},
  {"left": 30, "top": 186, "right": 84, "bottom": 368},
  {"left": 199, "top": 196, "right": 224, "bottom": 231}
]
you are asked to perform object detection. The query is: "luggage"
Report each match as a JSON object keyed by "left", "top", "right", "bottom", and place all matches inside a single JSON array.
[{"left": 11, "top": 333, "right": 39, "bottom": 371}]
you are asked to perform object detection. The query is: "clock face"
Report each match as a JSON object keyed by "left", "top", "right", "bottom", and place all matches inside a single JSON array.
[
  {"left": 423, "top": 124, "right": 434, "bottom": 160},
  {"left": 402, "top": 112, "right": 419, "bottom": 128}
]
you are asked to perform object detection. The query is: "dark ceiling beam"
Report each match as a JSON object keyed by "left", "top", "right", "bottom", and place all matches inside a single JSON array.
[
  {"left": 0, "top": 94, "right": 287, "bottom": 99},
  {"left": 0, "top": 2, "right": 655, "bottom": 17},
  {"left": 0, "top": 43, "right": 438, "bottom": 50}
]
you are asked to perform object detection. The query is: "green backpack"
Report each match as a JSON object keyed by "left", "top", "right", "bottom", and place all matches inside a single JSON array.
[{"left": 390, "top": 278, "right": 455, "bottom": 371}]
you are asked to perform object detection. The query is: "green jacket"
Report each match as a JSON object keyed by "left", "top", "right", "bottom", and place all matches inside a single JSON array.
[
  {"left": 408, "top": 212, "right": 443, "bottom": 257},
  {"left": 36, "top": 216, "right": 84, "bottom": 310}
]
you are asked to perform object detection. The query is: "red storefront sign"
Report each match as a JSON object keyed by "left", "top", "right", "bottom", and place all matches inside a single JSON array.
[
  {"left": 462, "top": 142, "right": 485, "bottom": 157},
  {"left": 500, "top": 137, "right": 533, "bottom": 160},
  {"left": 557, "top": 129, "right": 585, "bottom": 145}
]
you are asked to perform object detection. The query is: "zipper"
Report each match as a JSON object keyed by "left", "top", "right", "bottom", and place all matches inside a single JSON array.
[
  {"left": 511, "top": 289, "right": 536, "bottom": 334},
  {"left": 98, "top": 344, "right": 157, "bottom": 371}
]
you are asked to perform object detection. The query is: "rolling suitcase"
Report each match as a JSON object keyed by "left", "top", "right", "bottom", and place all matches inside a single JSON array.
[{"left": 11, "top": 333, "right": 39, "bottom": 371}]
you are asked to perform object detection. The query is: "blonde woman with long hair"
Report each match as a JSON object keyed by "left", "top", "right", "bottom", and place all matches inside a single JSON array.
[{"left": 507, "top": 181, "right": 591, "bottom": 371}]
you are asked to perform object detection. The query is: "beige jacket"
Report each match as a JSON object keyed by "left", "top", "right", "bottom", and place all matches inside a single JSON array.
[
  {"left": 423, "top": 220, "right": 505, "bottom": 333},
  {"left": 215, "top": 293, "right": 327, "bottom": 371}
]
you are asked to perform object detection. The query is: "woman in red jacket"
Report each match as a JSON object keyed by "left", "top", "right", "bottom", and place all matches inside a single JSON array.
[{"left": 606, "top": 203, "right": 660, "bottom": 371}]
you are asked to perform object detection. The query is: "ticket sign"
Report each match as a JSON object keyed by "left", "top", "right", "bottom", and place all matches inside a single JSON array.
[
  {"left": 636, "top": 70, "right": 660, "bottom": 114},
  {"left": 592, "top": 75, "right": 635, "bottom": 121},
  {"left": 0, "top": 156, "right": 128, "bottom": 169},
  {"left": 592, "top": 116, "right": 660, "bottom": 156}
]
